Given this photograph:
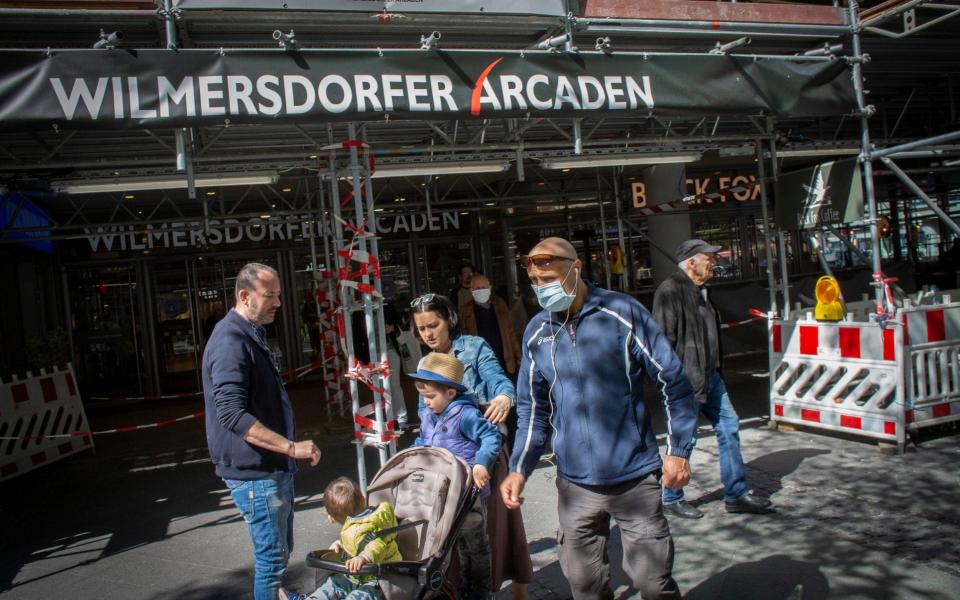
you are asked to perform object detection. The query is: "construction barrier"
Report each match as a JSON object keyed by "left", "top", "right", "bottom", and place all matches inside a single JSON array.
[
  {"left": 769, "top": 294, "right": 960, "bottom": 451},
  {"left": 0, "top": 364, "right": 94, "bottom": 482}
]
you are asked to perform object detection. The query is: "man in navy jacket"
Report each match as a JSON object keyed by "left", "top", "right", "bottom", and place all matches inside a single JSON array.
[
  {"left": 501, "top": 237, "right": 698, "bottom": 600},
  {"left": 202, "top": 262, "right": 320, "bottom": 600}
]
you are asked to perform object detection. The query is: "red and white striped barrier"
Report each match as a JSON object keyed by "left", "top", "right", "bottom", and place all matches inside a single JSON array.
[
  {"left": 0, "top": 364, "right": 94, "bottom": 482},
  {"left": 902, "top": 303, "right": 960, "bottom": 431},
  {"left": 768, "top": 299, "right": 960, "bottom": 450}
]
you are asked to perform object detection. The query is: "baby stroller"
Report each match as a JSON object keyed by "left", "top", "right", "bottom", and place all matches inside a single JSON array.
[{"left": 306, "top": 446, "right": 481, "bottom": 599}]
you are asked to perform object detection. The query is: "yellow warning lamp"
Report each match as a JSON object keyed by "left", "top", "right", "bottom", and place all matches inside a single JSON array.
[{"left": 814, "top": 276, "right": 845, "bottom": 322}]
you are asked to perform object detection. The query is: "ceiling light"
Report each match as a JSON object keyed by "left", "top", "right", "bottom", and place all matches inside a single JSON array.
[
  {"left": 259, "top": 214, "right": 271, "bottom": 219},
  {"left": 205, "top": 191, "right": 216, "bottom": 196},
  {"left": 776, "top": 147, "right": 859, "bottom": 158},
  {"left": 124, "top": 194, "right": 135, "bottom": 199},
  {"left": 539, "top": 153, "right": 701, "bottom": 170},
  {"left": 308, "top": 154, "right": 318, "bottom": 159},
  {"left": 282, "top": 187, "right": 292, "bottom": 192},
  {"left": 53, "top": 172, "right": 279, "bottom": 194},
  {"left": 370, "top": 160, "right": 510, "bottom": 179}
]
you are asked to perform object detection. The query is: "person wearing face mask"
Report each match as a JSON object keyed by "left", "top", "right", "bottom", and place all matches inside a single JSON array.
[
  {"left": 458, "top": 273, "right": 522, "bottom": 377},
  {"left": 653, "top": 240, "right": 773, "bottom": 519},
  {"left": 501, "top": 237, "right": 699, "bottom": 600}
]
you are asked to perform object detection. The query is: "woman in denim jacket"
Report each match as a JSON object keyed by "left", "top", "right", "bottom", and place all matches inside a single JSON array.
[{"left": 411, "top": 293, "right": 533, "bottom": 599}]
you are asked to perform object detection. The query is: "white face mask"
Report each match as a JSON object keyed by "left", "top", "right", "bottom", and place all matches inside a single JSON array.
[{"left": 472, "top": 288, "right": 492, "bottom": 304}]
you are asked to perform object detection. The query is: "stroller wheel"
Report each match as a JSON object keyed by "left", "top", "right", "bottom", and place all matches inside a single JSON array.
[{"left": 426, "top": 581, "right": 459, "bottom": 599}]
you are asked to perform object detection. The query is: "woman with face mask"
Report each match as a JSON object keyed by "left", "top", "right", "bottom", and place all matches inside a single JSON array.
[{"left": 410, "top": 293, "right": 533, "bottom": 599}]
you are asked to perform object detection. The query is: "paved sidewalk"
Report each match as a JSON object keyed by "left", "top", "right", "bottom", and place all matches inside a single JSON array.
[
  {"left": 1, "top": 355, "right": 958, "bottom": 599},
  {"left": 510, "top": 424, "right": 960, "bottom": 599}
]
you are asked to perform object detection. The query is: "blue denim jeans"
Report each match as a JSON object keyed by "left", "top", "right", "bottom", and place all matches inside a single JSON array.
[
  {"left": 225, "top": 472, "right": 295, "bottom": 600},
  {"left": 662, "top": 372, "right": 748, "bottom": 504},
  {"left": 307, "top": 573, "right": 384, "bottom": 599}
]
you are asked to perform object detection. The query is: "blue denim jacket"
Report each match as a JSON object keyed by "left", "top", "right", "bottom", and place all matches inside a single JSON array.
[{"left": 417, "top": 334, "right": 516, "bottom": 411}]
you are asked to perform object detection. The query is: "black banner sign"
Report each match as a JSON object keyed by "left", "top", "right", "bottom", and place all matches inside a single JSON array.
[
  {"left": 0, "top": 49, "right": 856, "bottom": 131},
  {"left": 173, "top": 0, "right": 567, "bottom": 16}
]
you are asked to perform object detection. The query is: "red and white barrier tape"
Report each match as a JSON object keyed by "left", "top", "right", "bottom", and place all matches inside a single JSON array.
[
  {"left": 0, "top": 411, "right": 204, "bottom": 440},
  {"left": 86, "top": 359, "right": 329, "bottom": 403},
  {"left": 719, "top": 309, "right": 769, "bottom": 329}
]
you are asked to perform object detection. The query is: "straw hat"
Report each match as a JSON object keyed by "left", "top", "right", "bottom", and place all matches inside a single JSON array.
[{"left": 408, "top": 352, "right": 467, "bottom": 392}]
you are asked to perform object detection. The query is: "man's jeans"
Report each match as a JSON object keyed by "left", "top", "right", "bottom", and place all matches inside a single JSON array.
[
  {"left": 225, "top": 472, "right": 295, "bottom": 600},
  {"left": 662, "top": 371, "right": 748, "bottom": 504}
]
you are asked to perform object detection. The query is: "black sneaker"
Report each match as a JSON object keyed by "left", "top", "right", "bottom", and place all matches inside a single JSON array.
[{"left": 662, "top": 500, "right": 704, "bottom": 519}]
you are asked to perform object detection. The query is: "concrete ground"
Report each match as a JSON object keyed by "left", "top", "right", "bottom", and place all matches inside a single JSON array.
[{"left": 1, "top": 354, "right": 958, "bottom": 599}]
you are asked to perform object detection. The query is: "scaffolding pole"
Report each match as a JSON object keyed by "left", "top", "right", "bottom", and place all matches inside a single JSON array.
[{"left": 849, "top": 0, "right": 887, "bottom": 312}]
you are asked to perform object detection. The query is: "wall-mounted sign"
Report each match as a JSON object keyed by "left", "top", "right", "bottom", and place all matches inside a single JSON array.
[
  {"left": 775, "top": 159, "right": 863, "bottom": 230},
  {"left": 82, "top": 211, "right": 463, "bottom": 253},
  {"left": 631, "top": 174, "right": 762, "bottom": 209}
]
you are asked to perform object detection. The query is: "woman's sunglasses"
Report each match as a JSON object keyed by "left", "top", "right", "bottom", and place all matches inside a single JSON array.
[
  {"left": 410, "top": 293, "right": 438, "bottom": 308},
  {"left": 518, "top": 254, "right": 573, "bottom": 269}
]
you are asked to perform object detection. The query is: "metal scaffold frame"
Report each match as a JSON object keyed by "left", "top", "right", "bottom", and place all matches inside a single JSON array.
[{"left": 322, "top": 123, "right": 399, "bottom": 491}]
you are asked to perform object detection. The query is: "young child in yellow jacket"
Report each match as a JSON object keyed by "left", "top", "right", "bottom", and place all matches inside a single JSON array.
[{"left": 279, "top": 477, "right": 402, "bottom": 600}]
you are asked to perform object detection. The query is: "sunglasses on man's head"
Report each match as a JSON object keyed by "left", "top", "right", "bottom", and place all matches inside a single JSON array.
[
  {"left": 519, "top": 254, "right": 573, "bottom": 269},
  {"left": 410, "top": 293, "right": 438, "bottom": 308}
]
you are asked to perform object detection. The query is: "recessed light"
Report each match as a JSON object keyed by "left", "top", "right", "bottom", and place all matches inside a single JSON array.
[
  {"left": 124, "top": 194, "right": 135, "bottom": 199},
  {"left": 282, "top": 188, "right": 292, "bottom": 192},
  {"left": 206, "top": 191, "right": 216, "bottom": 196},
  {"left": 561, "top": 168, "right": 571, "bottom": 173},
  {"left": 537, "top": 182, "right": 545, "bottom": 186},
  {"left": 308, "top": 155, "right": 318, "bottom": 159},
  {"left": 112, "top": 171, "right": 120, "bottom": 176},
  {"left": 260, "top": 214, "right": 271, "bottom": 219}
]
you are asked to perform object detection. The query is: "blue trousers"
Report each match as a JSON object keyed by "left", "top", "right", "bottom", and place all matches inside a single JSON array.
[
  {"left": 225, "top": 472, "right": 295, "bottom": 600},
  {"left": 662, "top": 372, "right": 748, "bottom": 504},
  {"left": 307, "top": 573, "right": 384, "bottom": 600}
]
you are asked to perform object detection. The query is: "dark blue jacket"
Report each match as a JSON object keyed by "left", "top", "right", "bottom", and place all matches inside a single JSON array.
[
  {"left": 509, "top": 283, "right": 698, "bottom": 486},
  {"left": 202, "top": 309, "right": 296, "bottom": 480}
]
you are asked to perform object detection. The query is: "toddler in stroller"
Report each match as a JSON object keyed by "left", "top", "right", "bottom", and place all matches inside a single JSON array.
[
  {"left": 305, "top": 353, "right": 500, "bottom": 599},
  {"left": 282, "top": 476, "right": 403, "bottom": 600}
]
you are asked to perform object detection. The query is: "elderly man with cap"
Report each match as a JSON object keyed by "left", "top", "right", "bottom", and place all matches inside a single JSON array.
[
  {"left": 501, "top": 237, "right": 698, "bottom": 600},
  {"left": 652, "top": 239, "right": 773, "bottom": 519}
]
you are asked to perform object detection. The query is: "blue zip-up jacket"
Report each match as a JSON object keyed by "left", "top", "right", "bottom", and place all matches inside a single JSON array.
[
  {"left": 416, "top": 334, "right": 516, "bottom": 412},
  {"left": 202, "top": 309, "right": 296, "bottom": 480},
  {"left": 508, "top": 283, "right": 698, "bottom": 486}
]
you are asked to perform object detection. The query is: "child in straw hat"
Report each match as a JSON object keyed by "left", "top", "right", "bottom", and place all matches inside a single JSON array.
[{"left": 410, "top": 351, "right": 501, "bottom": 600}]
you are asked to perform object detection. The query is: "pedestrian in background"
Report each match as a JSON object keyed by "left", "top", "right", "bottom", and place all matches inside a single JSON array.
[
  {"left": 449, "top": 262, "right": 476, "bottom": 307},
  {"left": 202, "top": 262, "right": 321, "bottom": 600},
  {"left": 653, "top": 239, "right": 773, "bottom": 519},
  {"left": 459, "top": 273, "right": 521, "bottom": 377}
]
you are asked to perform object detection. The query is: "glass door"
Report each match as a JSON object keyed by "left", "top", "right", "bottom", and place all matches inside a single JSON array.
[
  {"left": 67, "top": 264, "right": 146, "bottom": 397},
  {"left": 151, "top": 259, "right": 202, "bottom": 393}
]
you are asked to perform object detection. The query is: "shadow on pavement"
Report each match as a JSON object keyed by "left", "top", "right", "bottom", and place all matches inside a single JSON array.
[
  {"left": 684, "top": 554, "right": 828, "bottom": 600},
  {"left": 692, "top": 448, "right": 831, "bottom": 506}
]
